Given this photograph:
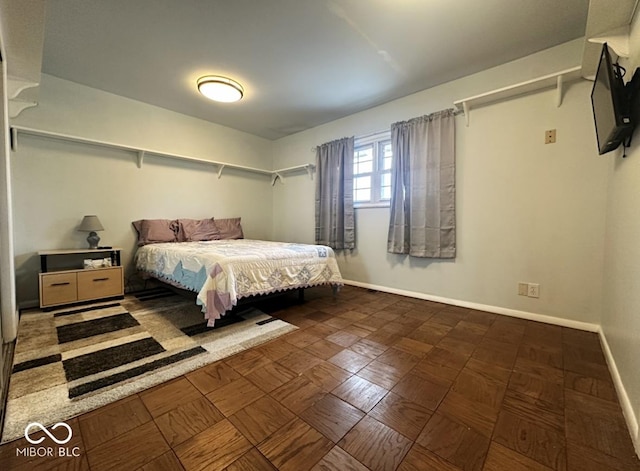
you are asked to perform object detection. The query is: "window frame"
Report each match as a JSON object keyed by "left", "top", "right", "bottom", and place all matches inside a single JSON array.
[{"left": 353, "top": 130, "right": 392, "bottom": 209}]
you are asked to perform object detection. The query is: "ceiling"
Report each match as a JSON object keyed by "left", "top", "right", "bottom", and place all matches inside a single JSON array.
[{"left": 40, "top": 0, "right": 590, "bottom": 140}]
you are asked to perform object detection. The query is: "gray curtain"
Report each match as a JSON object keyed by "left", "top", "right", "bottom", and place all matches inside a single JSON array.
[
  {"left": 388, "top": 109, "right": 456, "bottom": 258},
  {"left": 315, "top": 137, "right": 355, "bottom": 250}
]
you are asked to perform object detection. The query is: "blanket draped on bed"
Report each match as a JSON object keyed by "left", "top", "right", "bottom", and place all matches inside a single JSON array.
[{"left": 135, "top": 239, "right": 343, "bottom": 326}]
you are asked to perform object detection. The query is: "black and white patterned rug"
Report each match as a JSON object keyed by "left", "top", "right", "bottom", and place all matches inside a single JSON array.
[{"left": 2, "top": 288, "right": 296, "bottom": 443}]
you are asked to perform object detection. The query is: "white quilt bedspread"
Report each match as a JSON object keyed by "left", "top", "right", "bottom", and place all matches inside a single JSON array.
[{"left": 135, "top": 239, "right": 343, "bottom": 326}]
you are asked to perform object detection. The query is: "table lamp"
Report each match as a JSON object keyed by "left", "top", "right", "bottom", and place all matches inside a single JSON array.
[{"left": 78, "top": 215, "right": 104, "bottom": 249}]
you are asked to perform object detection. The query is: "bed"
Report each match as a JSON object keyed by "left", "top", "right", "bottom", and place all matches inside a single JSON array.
[{"left": 135, "top": 239, "right": 343, "bottom": 326}]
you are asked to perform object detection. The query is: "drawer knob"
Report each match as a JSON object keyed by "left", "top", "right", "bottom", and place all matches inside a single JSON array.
[
  {"left": 51, "top": 282, "right": 71, "bottom": 286},
  {"left": 93, "top": 277, "right": 109, "bottom": 282}
]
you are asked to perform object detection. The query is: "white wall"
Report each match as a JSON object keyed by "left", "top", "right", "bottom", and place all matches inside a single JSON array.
[
  {"left": 272, "top": 39, "right": 609, "bottom": 326},
  {"left": 600, "top": 10, "right": 640, "bottom": 452},
  {"left": 11, "top": 74, "right": 274, "bottom": 306}
]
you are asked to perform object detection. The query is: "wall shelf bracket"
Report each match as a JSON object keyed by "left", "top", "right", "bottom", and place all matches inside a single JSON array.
[
  {"left": 10, "top": 127, "right": 17, "bottom": 152},
  {"left": 7, "top": 77, "right": 40, "bottom": 119},
  {"left": 9, "top": 100, "right": 37, "bottom": 119},
  {"left": 137, "top": 151, "right": 145, "bottom": 168},
  {"left": 556, "top": 75, "right": 563, "bottom": 107},
  {"left": 588, "top": 25, "right": 630, "bottom": 58},
  {"left": 7, "top": 78, "right": 39, "bottom": 100},
  {"left": 271, "top": 172, "right": 283, "bottom": 186}
]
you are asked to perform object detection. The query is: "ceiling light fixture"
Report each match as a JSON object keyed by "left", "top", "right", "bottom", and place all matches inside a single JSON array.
[{"left": 197, "top": 76, "right": 244, "bottom": 103}]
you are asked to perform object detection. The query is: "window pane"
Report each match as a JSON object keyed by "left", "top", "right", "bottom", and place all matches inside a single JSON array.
[
  {"left": 357, "top": 160, "right": 373, "bottom": 174},
  {"left": 380, "top": 172, "right": 391, "bottom": 200},
  {"left": 353, "top": 134, "right": 392, "bottom": 205},
  {"left": 354, "top": 145, "right": 373, "bottom": 175},
  {"left": 355, "top": 145, "right": 373, "bottom": 159},
  {"left": 355, "top": 189, "right": 371, "bottom": 202},
  {"left": 381, "top": 141, "right": 392, "bottom": 170},
  {"left": 354, "top": 176, "right": 371, "bottom": 190}
]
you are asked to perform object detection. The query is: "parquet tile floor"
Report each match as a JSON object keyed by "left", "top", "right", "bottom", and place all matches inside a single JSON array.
[{"left": 1, "top": 285, "right": 639, "bottom": 470}]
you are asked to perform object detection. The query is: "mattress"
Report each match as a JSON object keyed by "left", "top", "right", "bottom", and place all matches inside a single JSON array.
[{"left": 135, "top": 239, "right": 343, "bottom": 326}]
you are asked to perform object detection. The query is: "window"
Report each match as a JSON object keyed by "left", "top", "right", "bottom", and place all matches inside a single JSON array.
[{"left": 353, "top": 131, "right": 392, "bottom": 207}]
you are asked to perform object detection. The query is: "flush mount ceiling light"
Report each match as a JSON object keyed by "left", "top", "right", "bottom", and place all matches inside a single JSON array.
[{"left": 197, "top": 76, "right": 244, "bottom": 103}]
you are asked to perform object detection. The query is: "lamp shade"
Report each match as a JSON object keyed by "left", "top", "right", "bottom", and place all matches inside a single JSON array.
[
  {"left": 78, "top": 215, "right": 104, "bottom": 232},
  {"left": 78, "top": 215, "right": 104, "bottom": 249}
]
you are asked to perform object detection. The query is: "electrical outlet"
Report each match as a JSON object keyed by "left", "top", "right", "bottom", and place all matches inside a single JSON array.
[
  {"left": 545, "top": 129, "right": 556, "bottom": 144},
  {"left": 518, "top": 282, "right": 528, "bottom": 296},
  {"left": 528, "top": 283, "right": 540, "bottom": 298}
]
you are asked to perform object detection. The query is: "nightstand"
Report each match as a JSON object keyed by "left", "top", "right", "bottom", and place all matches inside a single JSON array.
[{"left": 38, "top": 248, "right": 124, "bottom": 308}]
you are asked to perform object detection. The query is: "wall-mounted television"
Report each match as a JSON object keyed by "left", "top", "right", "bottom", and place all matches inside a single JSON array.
[{"left": 590, "top": 43, "right": 636, "bottom": 155}]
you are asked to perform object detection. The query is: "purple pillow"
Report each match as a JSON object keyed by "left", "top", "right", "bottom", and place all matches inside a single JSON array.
[
  {"left": 215, "top": 217, "right": 244, "bottom": 240},
  {"left": 132, "top": 219, "right": 178, "bottom": 246},
  {"left": 178, "top": 218, "right": 221, "bottom": 242}
]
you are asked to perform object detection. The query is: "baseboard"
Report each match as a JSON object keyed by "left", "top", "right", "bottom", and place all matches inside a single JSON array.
[
  {"left": 17, "top": 299, "right": 38, "bottom": 310},
  {"left": 342, "top": 279, "right": 599, "bottom": 332},
  {"left": 598, "top": 328, "right": 640, "bottom": 457}
]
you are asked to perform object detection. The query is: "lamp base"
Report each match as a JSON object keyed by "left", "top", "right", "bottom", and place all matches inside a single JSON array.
[{"left": 87, "top": 231, "right": 100, "bottom": 249}]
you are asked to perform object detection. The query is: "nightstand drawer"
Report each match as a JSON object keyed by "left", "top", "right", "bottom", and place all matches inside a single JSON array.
[
  {"left": 77, "top": 267, "right": 123, "bottom": 301},
  {"left": 40, "top": 273, "right": 77, "bottom": 307}
]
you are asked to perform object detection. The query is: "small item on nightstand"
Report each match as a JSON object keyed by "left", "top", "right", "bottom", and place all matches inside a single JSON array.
[{"left": 83, "top": 258, "right": 112, "bottom": 269}]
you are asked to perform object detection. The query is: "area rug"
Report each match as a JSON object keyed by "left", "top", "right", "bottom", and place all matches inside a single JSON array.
[{"left": 1, "top": 288, "right": 297, "bottom": 443}]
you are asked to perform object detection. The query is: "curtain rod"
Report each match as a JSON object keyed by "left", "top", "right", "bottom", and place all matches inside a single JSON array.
[
  {"left": 355, "top": 110, "right": 465, "bottom": 140},
  {"left": 310, "top": 108, "right": 465, "bottom": 151}
]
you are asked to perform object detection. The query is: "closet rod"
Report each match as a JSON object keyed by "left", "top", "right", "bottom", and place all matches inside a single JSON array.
[
  {"left": 10, "top": 125, "right": 272, "bottom": 175},
  {"left": 10, "top": 125, "right": 315, "bottom": 183}
]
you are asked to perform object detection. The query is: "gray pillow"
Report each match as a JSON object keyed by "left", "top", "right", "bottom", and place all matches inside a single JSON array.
[
  {"left": 178, "top": 218, "right": 221, "bottom": 242},
  {"left": 214, "top": 217, "right": 244, "bottom": 239},
  {"left": 132, "top": 219, "right": 179, "bottom": 246}
]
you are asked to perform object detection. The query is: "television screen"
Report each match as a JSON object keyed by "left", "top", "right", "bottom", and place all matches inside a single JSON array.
[{"left": 591, "top": 43, "right": 633, "bottom": 155}]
